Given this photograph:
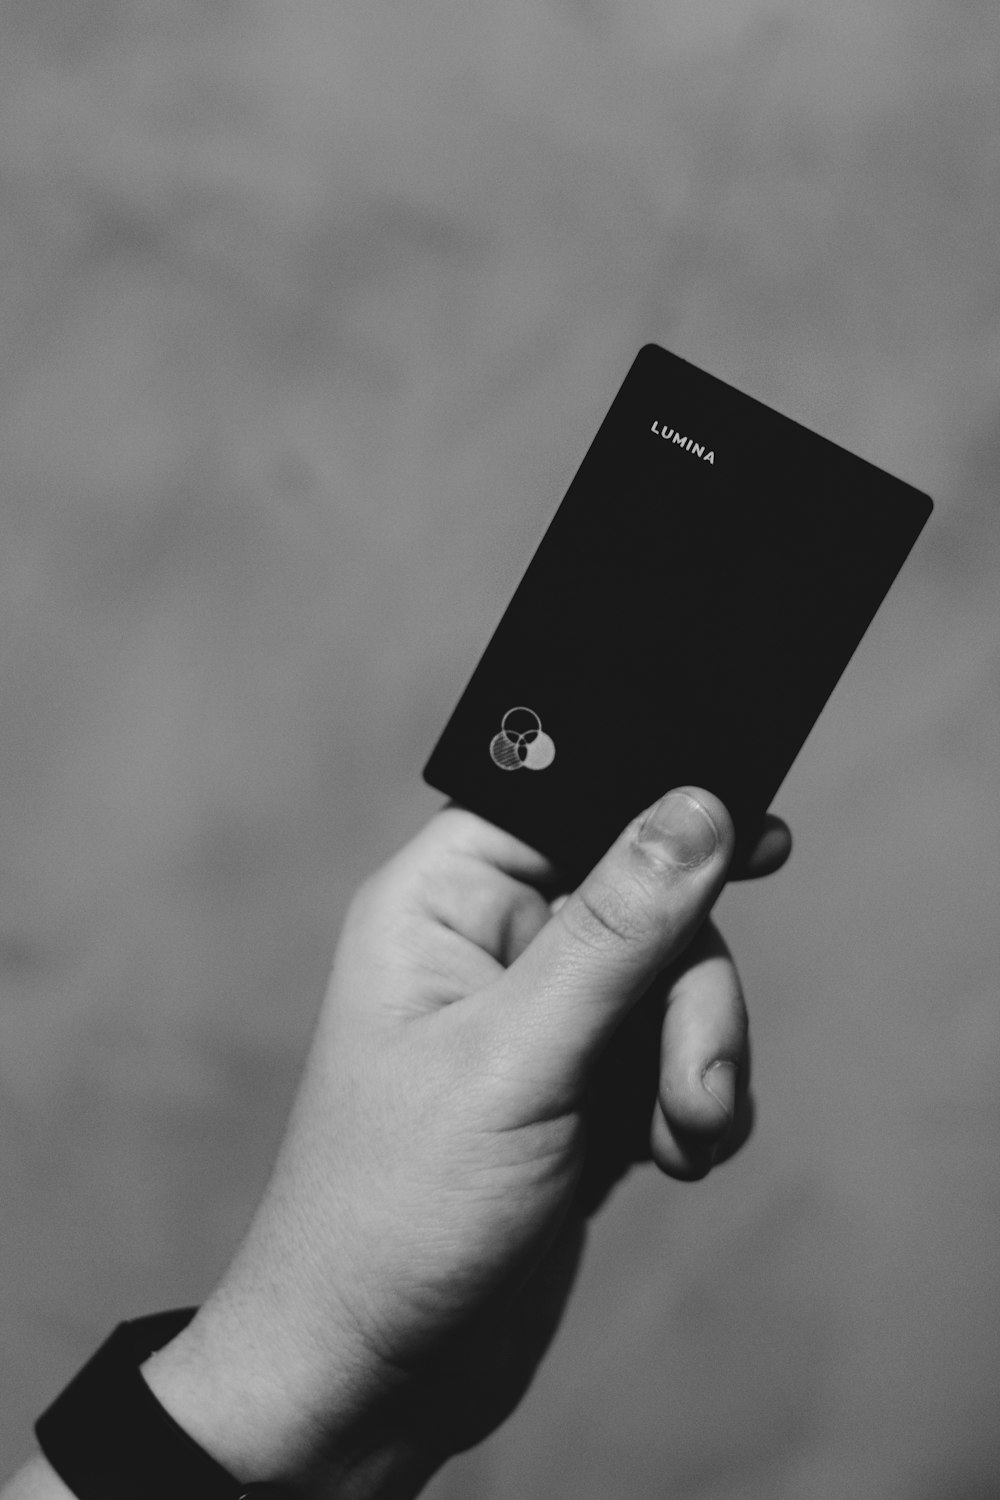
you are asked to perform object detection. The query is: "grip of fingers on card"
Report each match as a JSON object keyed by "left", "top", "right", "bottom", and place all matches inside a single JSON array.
[{"left": 423, "top": 344, "right": 933, "bottom": 886}]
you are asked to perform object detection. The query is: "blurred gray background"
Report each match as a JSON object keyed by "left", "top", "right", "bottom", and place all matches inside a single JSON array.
[{"left": 1, "top": 3, "right": 998, "bottom": 1497}]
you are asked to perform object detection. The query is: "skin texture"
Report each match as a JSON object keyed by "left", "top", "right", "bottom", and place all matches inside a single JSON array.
[{"left": 4, "top": 789, "right": 790, "bottom": 1500}]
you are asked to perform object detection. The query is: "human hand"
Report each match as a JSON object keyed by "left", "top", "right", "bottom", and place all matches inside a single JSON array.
[{"left": 142, "top": 788, "right": 790, "bottom": 1498}]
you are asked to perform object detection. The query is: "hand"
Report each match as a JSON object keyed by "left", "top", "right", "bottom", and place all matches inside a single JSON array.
[{"left": 142, "top": 788, "right": 790, "bottom": 1498}]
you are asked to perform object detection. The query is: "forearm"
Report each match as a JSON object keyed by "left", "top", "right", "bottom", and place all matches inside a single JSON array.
[
  {"left": 2, "top": 1302, "right": 440, "bottom": 1500},
  {"left": 139, "top": 1306, "right": 440, "bottom": 1500}
]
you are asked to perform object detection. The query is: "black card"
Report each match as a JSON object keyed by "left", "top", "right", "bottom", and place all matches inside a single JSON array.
[{"left": 423, "top": 344, "right": 933, "bottom": 885}]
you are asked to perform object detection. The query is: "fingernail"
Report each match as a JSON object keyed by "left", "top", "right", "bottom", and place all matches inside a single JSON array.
[
  {"left": 702, "top": 1060, "right": 736, "bottom": 1120},
  {"left": 637, "top": 791, "right": 719, "bottom": 869}
]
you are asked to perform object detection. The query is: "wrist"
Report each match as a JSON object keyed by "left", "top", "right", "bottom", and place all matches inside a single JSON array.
[{"left": 140, "top": 1292, "right": 440, "bottom": 1500}]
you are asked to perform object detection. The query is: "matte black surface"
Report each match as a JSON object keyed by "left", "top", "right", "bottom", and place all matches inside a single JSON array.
[{"left": 423, "top": 344, "right": 933, "bottom": 885}]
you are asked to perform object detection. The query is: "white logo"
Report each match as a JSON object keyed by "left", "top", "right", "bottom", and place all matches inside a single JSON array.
[
  {"left": 651, "top": 420, "right": 714, "bottom": 464},
  {"left": 489, "top": 706, "right": 556, "bottom": 771}
]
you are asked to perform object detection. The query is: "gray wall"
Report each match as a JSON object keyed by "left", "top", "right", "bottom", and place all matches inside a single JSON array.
[{"left": 1, "top": 5, "right": 998, "bottom": 1497}]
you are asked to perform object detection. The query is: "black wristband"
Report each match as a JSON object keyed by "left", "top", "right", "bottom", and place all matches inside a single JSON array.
[{"left": 35, "top": 1308, "right": 300, "bottom": 1500}]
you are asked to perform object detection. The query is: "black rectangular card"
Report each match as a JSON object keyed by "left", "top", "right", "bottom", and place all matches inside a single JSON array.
[{"left": 422, "top": 344, "right": 933, "bottom": 884}]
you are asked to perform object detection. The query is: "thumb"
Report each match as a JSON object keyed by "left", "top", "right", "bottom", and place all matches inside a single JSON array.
[{"left": 491, "top": 787, "right": 734, "bottom": 1109}]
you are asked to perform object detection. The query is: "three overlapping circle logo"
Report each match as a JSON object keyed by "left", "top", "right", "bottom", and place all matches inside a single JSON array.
[{"left": 489, "top": 706, "right": 556, "bottom": 771}]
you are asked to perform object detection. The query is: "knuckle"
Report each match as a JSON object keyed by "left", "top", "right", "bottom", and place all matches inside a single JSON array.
[
  {"left": 343, "top": 872, "right": 378, "bottom": 930},
  {"left": 561, "top": 875, "right": 648, "bottom": 951},
  {"left": 345, "top": 864, "right": 395, "bottom": 923}
]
